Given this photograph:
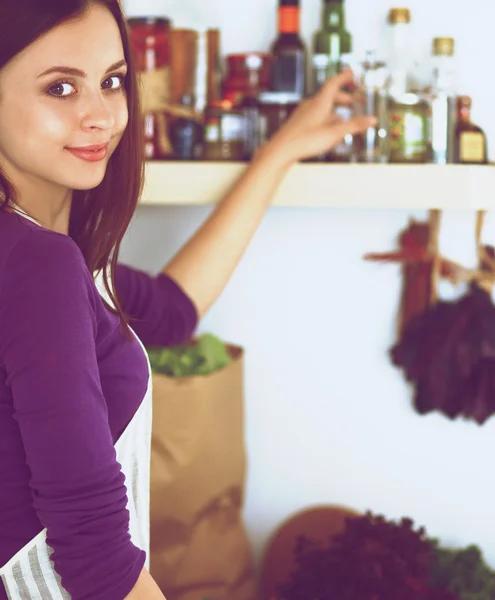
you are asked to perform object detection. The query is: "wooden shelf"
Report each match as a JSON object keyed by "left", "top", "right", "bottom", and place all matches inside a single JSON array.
[{"left": 140, "top": 161, "right": 495, "bottom": 210}]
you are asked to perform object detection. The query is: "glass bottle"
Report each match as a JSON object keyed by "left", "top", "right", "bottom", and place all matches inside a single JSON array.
[
  {"left": 324, "top": 51, "right": 356, "bottom": 162},
  {"left": 257, "top": 92, "right": 300, "bottom": 143},
  {"left": 169, "top": 95, "right": 203, "bottom": 160},
  {"left": 386, "top": 8, "right": 431, "bottom": 163},
  {"left": 430, "top": 37, "right": 457, "bottom": 164},
  {"left": 312, "top": 0, "right": 354, "bottom": 161},
  {"left": 454, "top": 96, "right": 488, "bottom": 164},
  {"left": 311, "top": 54, "right": 331, "bottom": 94},
  {"left": 308, "top": 54, "right": 333, "bottom": 162},
  {"left": 351, "top": 51, "right": 390, "bottom": 163},
  {"left": 128, "top": 18, "right": 173, "bottom": 159},
  {"left": 270, "top": 0, "right": 307, "bottom": 99},
  {"left": 202, "top": 100, "right": 246, "bottom": 161},
  {"left": 313, "top": 0, "right": 352, "bottom": 77},
  {"left": 241, "top": 54, "right": 264, "bottom": 160}
]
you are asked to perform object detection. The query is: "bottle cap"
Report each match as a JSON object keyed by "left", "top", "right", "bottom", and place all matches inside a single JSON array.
[
  {"left": 388, "top": 8, "right": 411, "bottom": 24},
  {"left": 433, "top": 37, "right": 455, "bottom": 56},
  {"left": 457, "top": 95, "right": 472, "bottom": 108}
]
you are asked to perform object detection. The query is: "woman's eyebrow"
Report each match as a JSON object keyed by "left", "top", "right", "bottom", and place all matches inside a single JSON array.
[{"left": 37, "top": 59, "right": 128, "bottom": 78}]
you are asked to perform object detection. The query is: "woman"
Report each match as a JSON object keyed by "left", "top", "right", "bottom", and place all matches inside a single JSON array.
[{"left": 0, "top": 0, "right": 374, "bottom": 598}]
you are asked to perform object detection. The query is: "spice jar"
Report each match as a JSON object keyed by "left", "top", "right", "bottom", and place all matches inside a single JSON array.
[
  {"left": 257, "top": 91, "right": 300, "bottom": 142},
  {"left": 202, "top": 100, "right": 246, "bottom": 161},
  {"left": 169, "top": 95, "right": 204, "bottom": 160},
  {"left": 222, "top": 53, "right": 272, "bottom": 107},
  {"left": 128, "top": 17, "right": 173, "bottom": 159}
]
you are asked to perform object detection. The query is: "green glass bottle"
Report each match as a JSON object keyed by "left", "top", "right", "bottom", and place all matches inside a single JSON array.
[
  {"left": 313, "top": 0, "right": 352, "bottom": 77},
  {"left": 312, "top": 0, "right": 353, "bottom": 162}
]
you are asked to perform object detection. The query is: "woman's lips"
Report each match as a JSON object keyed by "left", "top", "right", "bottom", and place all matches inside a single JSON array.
[{"left": 65, "top": 143, "right": 109, "bottom": 162}]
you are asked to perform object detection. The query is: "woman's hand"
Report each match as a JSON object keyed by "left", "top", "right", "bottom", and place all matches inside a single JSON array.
[
  {"left": 163, "top": 71, "right": 376, "bottom": 317},
  {"left": 264, "top": 69, "right": 376, "bottom": 168}
]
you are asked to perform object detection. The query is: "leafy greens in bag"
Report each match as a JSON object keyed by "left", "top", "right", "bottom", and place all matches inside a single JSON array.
[{"left": 146, "top": 333, "right": 232, "bottom": 378}]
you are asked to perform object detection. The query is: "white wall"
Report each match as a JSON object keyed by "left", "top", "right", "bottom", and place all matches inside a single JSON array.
[{"left": 121, "top": 0, "right": 495, "bottom": 569}]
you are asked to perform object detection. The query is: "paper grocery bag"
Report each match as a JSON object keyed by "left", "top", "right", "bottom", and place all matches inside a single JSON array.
[{"left": 149, "top": 346, "right": 257, "bottom": 600}]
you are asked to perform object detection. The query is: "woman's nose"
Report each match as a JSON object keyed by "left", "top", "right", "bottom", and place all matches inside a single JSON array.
[{"left": 80, "top": 93, "right": 115, "bottom": 131}]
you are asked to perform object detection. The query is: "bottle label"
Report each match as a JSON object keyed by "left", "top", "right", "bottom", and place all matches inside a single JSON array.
[
  {"left": 279, "top": 7, "right": 300, "bottom": 34},
  {"left": 271, "top": 54, "right": 305, "bottom": 97},
  {"left": 389, "top": 104, "right": 429, "bottom": 160},
  {"left": 137, "top": 67, "right": 171, "bottom": 114},
  {"left": 460, "top": 132, "right": 485, "bottom": 162}
]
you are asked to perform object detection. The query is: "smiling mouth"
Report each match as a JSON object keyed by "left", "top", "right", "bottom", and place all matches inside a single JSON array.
[
  {"left": 65, "top": 143, "right": 110, "bottom": 162},
  {"left": 68, "top": 143, "right": 109, "bottom": 152}
]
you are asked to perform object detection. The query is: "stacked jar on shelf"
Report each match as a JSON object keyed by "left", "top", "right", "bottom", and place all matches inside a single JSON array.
[{"left": 127, "top": 1, "right": 488, "bottom": 164}]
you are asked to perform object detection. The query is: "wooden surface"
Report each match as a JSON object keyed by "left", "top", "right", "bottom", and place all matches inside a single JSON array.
[
  {"left": 140, "top": 161, "right": 495, "bottom": 209},
  {"left": 259, "top": 504, "right": 360, "bottom": 600}
]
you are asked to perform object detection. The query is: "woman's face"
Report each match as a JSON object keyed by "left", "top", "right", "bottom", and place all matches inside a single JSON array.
[{"left": 0, "top": 2, "right": 129, "bottom": 201}]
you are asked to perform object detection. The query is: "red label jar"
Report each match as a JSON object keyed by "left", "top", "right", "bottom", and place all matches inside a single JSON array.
[
  {"left": 222, "top": 53, "right": 272, "bottom": 107},
  {"left": 128, "top": 17, "right": 173, "bottom": 159}
]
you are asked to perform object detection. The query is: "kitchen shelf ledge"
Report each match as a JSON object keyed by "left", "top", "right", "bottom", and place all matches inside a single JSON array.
[{"left": 140, "top": 161, "right": 495, "bottom": 210}]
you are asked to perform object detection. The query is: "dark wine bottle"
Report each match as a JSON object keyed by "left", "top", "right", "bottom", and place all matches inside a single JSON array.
[{"left": 270, "top": 0, "right": 307, "bottom": 99}]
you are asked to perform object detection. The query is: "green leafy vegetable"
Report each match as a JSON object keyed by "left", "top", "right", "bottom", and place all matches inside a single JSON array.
[
  {"left": 429, "top": 541, "right": 495, "bottom": 600},
  {"left": 146, "top": 333, "right": 232, "bottom": 378}
]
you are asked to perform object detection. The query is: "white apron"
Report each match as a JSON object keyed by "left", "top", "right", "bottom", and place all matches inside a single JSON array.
[{"left": 0, "top": 208, "right": 152, "bottom": 599}]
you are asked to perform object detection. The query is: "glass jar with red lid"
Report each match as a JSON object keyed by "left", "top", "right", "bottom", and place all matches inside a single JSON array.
[
  {"left": 222, "top": 53, "right": 272, "bottom": 107},
  {"left": 128, "top": 17, "right": 173, "bottom": 159}
]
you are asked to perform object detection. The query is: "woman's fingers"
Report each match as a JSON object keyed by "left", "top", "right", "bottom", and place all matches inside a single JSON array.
[
  {"left": 315, "top": 68, "right": 356, "bottom": 105},
  {"left": 265, "top": 71, "right": 376, "bottom": 163},
  {"left": 327, "top": 115, "right": 377, "bottom": 146},
  {"left": 334, "top": 91, "right": 354, "bottom": 106}
]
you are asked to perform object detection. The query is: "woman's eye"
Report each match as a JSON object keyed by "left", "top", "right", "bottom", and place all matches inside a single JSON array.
[
  {"left": 48, "top": 82, "right": 76, "bottom": 98},
  {"left": 102, "top": 75, "right": 125, "bottom": 91}
]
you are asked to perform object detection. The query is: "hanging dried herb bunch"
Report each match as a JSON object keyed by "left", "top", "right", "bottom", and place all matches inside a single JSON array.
[{"left": 366, "top": 210, "right": 495, "bottom": 425}]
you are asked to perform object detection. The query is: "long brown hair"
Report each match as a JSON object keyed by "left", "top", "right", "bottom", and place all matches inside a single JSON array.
[{"left": 0, "top": 0, "right": 144, "bottom": 333}]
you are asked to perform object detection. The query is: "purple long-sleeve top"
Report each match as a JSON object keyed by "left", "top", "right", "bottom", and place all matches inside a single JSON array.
[{"left": 0, "top": 210, "right": 198, "bottom": 599}]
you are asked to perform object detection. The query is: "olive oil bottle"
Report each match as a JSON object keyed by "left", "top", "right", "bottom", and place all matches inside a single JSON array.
[{"left": 387, "top": 8, "right": 431, "bottom": 163}]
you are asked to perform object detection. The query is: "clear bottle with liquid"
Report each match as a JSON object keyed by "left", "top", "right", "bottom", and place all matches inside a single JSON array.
[
  {"left": 242, "top": 54, "right": 263, "bottom": 160},
  {"left": 326, "top": 52, "right": 355, "bottom": 162},
  {"left": 351, "top": 51, "right": 390, "bottom": 163},
  {"left": 430, "top": 36, "right": 457, "bottom": 164},
  {"left": 386, "top": 8, "right": 431, "bottom": 163}
]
